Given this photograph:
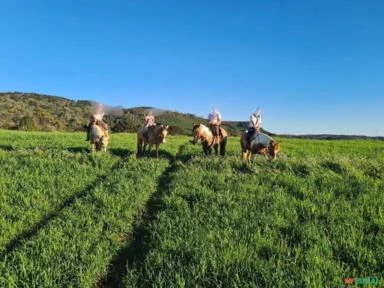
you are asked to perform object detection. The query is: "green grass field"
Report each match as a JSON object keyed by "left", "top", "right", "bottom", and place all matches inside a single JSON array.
[{"left": 0, "top": 130, "right": 383, "bottom": 287}]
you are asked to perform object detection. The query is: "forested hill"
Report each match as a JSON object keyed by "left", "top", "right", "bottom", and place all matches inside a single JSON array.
[
  {"left": 0, "top": 92, "right": 253, "bottom": 135},
  {"left": 1, "top": 92, "right": 382, "bottom": 139}
]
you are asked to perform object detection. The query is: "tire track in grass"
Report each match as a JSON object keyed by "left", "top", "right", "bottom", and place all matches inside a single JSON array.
[
  {"left": 118, "top": 142, "right": 384, "bottom": 287},
  {"left": 0, "top": 149, "right": 121, "bottom": 253},
  {"left": 0, "top": 154, "right": 128, "bottom": 259},
  {"left": 0, "top": 156, "right": 168, "bottom": 287},
  {"left": 99, "top": 144, "right": 190, "bottom": 288}
]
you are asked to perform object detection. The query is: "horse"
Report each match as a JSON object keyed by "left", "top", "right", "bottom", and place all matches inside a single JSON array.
[
  {"left": 89, "top": 123, "right": 109, "bottom": 152},
  {"left": 240, "top": 132, "right": 280, "bottom": 161},
  {"left": 137, "top": 124, "right": 169, "bottom": 157},
  {"left": 191, "top": 124, "right": 228, "bottom": 156}
]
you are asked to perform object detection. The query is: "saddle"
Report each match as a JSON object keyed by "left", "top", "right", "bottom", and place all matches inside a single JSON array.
[
  {"left": 248, "top": 133, "right": 272, "bottom": 147},
  {"left": 209, "top": 126, "right": 222, "bottom": 146},
  {"left": 209, "top": 126, "right": 222, "bottom": 136},
  {"left": 143, "top": 125, "right": 156, "bottom": 140}
]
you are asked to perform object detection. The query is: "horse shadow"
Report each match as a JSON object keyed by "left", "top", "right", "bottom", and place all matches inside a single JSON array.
[
  {"left": 136, "top": 149, "right": 175, "bottom": 161},
  {"left": 109, "top": 148, "right": 132, "bottom": 158},
  {"left": 66, "top": 147, "right": 88, "bottom": 153},
  {"left": 0, "top": 145, "right": 14, "bottom": 151},
  {"left": 174, "top": 144, "right": 196, "bottom": 162}
]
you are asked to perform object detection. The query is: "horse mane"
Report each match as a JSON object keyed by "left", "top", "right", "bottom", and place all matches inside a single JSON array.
[{"left": 192, "top": 124, "right": 201, "bottom": 132}]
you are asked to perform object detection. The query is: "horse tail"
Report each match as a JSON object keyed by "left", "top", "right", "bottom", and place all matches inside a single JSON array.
[
  {"left": 220, "top": 136, "right": 227, "bottom": 156},
  {"left": 137, "top": 134, "right": 142, "bottom": 155},
  {"left": 240, "top": 132, "right": 246, "bottom": 152}
]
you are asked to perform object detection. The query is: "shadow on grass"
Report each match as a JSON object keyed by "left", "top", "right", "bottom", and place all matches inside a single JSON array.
[
  {"left": 136, "top": 149, "right": 175, "bottom": 162},
  {"left": 0, "top": 145, "right": 14, "bottom": 151},
  {"left": 66, "top": 146, "right": 89, "bottom": 153},
  {"left": 109, "top": 148, "right": 132, "bottom": 158},
  {"left": 66, "top": 147, "right": 133, "bottom": 159},
  {"left": 175, "top": 144, "right": 196, "bottom": 162},
  {"left": 99, "top": 144, "right": 193, "bottom": 287},
  {"left": 0, "top": 158, "right": 127, "bottom": 258},
  {"left": 231, "top": 161, "right": 256, "bottom": 174},
  {"left": 99, "top": 162, "right": 178, "bottom": 288}
]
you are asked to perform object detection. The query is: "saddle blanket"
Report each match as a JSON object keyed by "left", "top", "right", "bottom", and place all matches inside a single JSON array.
[{"left": 249, "top": 132, "right": 273, "bottom": 147}]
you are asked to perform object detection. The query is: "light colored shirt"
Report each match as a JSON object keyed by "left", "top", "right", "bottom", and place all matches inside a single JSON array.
[
  {"left": 249, "top": 114, "right": 261, "bottom": 129},
  {"left": 145, "top": 115, "right": 155, "bottom": 126},
  {"left": 208, "top": 112, "right": 222, "bottom": 125},
  {"left": 93, "top": 112, "right": 104, "bottom": 121}
]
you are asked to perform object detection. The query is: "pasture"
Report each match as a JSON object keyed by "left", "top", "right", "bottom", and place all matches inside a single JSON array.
[{"left": 0, "top": 130, "right": 383, "bottom": 287}]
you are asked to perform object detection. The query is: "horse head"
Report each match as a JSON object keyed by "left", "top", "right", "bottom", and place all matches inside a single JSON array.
[
  {"left": 268, "top": 141, "right": 281, "bottom": 161},
  {"left": 99, "top": 135, "right": 109, "bottom": 152},
  {"left": 192, "top": 124, "right": 209, "bottom": 144},
  {"left": 160, "top": 125, "right": 169, "bottom": 143}
]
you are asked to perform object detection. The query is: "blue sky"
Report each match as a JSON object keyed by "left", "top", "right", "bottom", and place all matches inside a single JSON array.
[{"left": 0, "top": 1, "right": 383, "bottom": 135}]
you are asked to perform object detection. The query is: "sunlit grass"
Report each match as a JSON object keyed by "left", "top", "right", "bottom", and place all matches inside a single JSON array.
[{"left": 0, "top": 130, "right": 383, "bottom": 287}]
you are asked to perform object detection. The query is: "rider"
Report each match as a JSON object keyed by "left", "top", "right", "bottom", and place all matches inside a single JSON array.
[
  {"left": 86, "top": 103, "right": 108, "bottom": 141},
  {"left": 144, "top": 110, "right": 156, "bottom": 141},
  {"left": 208, "top": 107, "right": 222, "bottom": 145},
  {"left": 246, "top": 108, "right": 261, "bottom": 148}
]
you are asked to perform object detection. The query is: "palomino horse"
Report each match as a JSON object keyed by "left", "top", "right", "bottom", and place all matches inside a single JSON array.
[
  {"left": 240, "top": 132, "right": 280, "bottom": 161},
  {"left": 137, "top": 124, "right": 169, "bottom": 157},
  {"left": 89, "top": 124, "right": 109, "bottom": 152},
  {"left": 191, "top": 124, "right": 228, "bottom": 156}
]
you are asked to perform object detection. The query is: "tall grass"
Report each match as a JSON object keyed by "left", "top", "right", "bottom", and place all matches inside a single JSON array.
[
  {"left": 0, "top": 130, "right": 383, "bottom": 287},
  {"left": 123, "top": 138, "right": 384, "bottom": 287}
]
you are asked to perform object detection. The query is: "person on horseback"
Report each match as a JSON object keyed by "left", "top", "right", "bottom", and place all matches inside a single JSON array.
[
  {"left": 246, "top": 108, "right": 261, "bottom": 148},
  {"left": 143, "top": 110, "right": 156, "bottom": 141},
  {"left": 86, "top": 103, "right": 108, "bottom": 141},
  {"left": 208, "top": 107, "right": 222, "bottom": 145}
]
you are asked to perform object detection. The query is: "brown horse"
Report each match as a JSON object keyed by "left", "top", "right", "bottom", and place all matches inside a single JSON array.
[
  {"left": 240, "top": 132, "right": 280, "bottom": 161},
  {"left": 89, "top": 123, "right": 109, "bottom": 152},
  {"left": 137, "top": 124, "right": 169, "bottom": 157},
  {"left": 191, "top": 124, "right": 228, "bottom": 156}
]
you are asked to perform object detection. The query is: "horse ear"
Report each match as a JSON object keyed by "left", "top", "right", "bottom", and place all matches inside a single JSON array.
[{"left": 165, "top": 125, "right": 169, "bottom": 129}]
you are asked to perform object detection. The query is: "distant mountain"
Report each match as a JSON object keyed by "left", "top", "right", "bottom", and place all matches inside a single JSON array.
[
  {"left": 0, "top": 92, "right": 257, "bottom": 135},
  {"left": 279, "top": 134, "right": 384, "bottom": 141},
  {"left": 0, "top": 92, "right": 92, "bottom": 132},
  {"left": 2, "top": 92, "right": 381, "bottom": 139}
]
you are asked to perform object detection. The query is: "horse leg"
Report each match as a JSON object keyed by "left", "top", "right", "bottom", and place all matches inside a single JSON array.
[
  {"left": 156, "top": 144, "right": 160, "bottom": 158},
  {"left": 202, "top": 143, "right": 208, "bottom": 156},
  {"left": 248, "top": 152, "right": 253, "bottom": 162},
  {"left": 241, "top": 150, "right": 247, "bottom": 161},
  {"left": 266, "top": 152, "right": 275, "bottom": 162},
  {"left": 136, "top": 137, "right": 142, "bottom": 155},
  {"left": 203, "top": 142, "right": 213, "bottom": 156},
  {"left": 220, "top": 138, "right": 227, "bottom": 156},
  {"left": 214, "top": 144, "right": 218, "bottom": 156}
]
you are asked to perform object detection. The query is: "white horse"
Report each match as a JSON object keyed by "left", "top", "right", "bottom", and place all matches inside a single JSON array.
[{"left": 89, "top": 124, "right": 109, "bottom": 152}]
